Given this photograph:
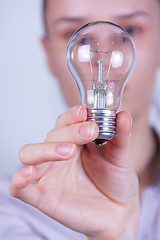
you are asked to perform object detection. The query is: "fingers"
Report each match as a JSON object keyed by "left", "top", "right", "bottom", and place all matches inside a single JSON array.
[
  {"left": 47, "top": 104, "right": 98, "bottom": 145},
  {"left": 9, "top": 166, "right": 40, "bottom": 206},
  {"left": 19, "top": 121, "right": 98, "bottom": 166},
  {"left": 19, "top": 142, "right": 77, "bottom": 165},
  {"left": 55, "top": 105, "right": 87, "bottom": 128},
  {"left": 101, "top": 111, "right": 132, "bottom": 168},
  {"left": 46, "top": 121, "right": 99, "bottom": 145}
]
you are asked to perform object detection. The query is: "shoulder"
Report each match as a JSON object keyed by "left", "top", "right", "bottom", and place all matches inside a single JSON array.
[{"left": 139, "top": 181, "right": 160, "bottom": 240}]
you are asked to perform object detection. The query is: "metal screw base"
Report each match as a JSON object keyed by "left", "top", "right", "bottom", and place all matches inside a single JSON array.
[{"left": 87, "top": 108, "right": 116, "bottom": 146}]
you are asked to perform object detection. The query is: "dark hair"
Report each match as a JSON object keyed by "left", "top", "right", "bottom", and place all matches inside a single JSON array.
[
  {"left": 43, "top": 0, "right": 47, "bottom": 12},
  {"left": 42, "top": 0, "right": 47, "bottom": 34}
]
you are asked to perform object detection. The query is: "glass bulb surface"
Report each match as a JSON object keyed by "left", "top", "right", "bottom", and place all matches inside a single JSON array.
[{"left": 66, "top": 21, "right": 136, "bottom": 145}]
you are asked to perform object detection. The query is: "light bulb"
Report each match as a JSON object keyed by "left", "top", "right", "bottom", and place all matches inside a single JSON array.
[{"left": 66, "top": 21, "right": 136, "bottom": 145}]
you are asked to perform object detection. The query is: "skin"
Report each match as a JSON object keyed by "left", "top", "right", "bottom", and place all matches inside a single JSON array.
[
  {"left": 10, "top": 0, "right": 160, "bottom": 239},
  {"left": 42, "top": 0, "right": 160, "bottom": 175}
]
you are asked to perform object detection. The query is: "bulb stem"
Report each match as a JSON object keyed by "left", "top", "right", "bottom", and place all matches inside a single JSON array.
[{"left": 97, "top": 60, "right": 105, "bottom": 82}]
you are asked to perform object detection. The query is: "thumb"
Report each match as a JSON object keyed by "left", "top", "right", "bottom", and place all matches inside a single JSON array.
[
  {"left": 101, "top": 111, "right": 132, "bottom": 168},
  {"left": 83, "top": 111, "right": 138, "bottom": 203}
]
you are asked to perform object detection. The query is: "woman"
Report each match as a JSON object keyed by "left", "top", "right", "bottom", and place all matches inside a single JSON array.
[{"left": 9, "top": 0, "right": 160, "bottom": 239}]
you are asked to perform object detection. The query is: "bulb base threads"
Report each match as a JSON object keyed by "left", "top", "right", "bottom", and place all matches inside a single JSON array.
[{"left": 87, "top": 108, "right": 116, "bottom": 146}]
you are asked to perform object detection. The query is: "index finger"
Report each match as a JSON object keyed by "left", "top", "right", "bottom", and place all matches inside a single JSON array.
[{"left": 55, "top": 105, "right": 87, "bottom": 128}]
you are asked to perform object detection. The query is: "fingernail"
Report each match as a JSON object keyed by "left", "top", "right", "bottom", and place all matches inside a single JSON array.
[
  {"left": 56, "top": 143, "right": 76, "bottom": 156},
  {"left": 20, "top": 166, "right": 32, "bottom": 178},
  {"left": 80, "top": 123, "right": 96, "bottom": 138},
  {"left": 72, "top": 105, "right": 83, "bottom": 118}
]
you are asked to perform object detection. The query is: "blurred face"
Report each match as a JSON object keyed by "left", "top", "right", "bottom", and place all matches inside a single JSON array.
[{"left": 43, "top": 0, "right": 160, "bottom": 119}]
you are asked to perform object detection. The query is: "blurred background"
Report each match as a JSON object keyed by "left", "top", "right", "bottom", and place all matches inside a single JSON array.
[
  {"left": 0, "top": 0, "right": 160, "bottom": 178},
  {"left": 0, "top": 0, "right": 67, "bottom": 177}
]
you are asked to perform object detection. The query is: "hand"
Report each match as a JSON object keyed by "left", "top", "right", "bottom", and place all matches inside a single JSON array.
[{"left": 10, "top": 105, "right": 140, "bottom": 240}]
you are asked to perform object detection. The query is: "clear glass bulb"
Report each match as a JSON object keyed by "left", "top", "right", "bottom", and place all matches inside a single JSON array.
[{"left": 66, "top": 21, "right": 136, "bottom": 145}]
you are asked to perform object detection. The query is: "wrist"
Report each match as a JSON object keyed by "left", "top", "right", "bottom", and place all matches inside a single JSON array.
[{"left": 84, "top": 202, "right": 140, "bottom": 240}]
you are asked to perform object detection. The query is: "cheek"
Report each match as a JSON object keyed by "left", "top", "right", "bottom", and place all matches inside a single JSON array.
[
  {"left": 121, "top": 38, "right": 159, "bottom": 116},
  {"left": 133, "top": 41, "right": 159, "bottom": 94},
  {"left": 50, "top": 50, "right": 80, "bottom": 106}
]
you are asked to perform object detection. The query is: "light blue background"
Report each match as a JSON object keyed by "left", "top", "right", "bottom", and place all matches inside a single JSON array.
[{"left": 0, "top": 0, "right": 67, "bottom": 177}]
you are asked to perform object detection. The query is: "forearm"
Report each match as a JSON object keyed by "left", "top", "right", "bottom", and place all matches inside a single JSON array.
[
  {"left": 84, "top": 230, "right": 138, "bottom": 240},
  {"left": 84, "top": 227, "right": 139, "bottom": 240},
  {"left": 84, "top": 236, "right": 137, "bottom": 240}
]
